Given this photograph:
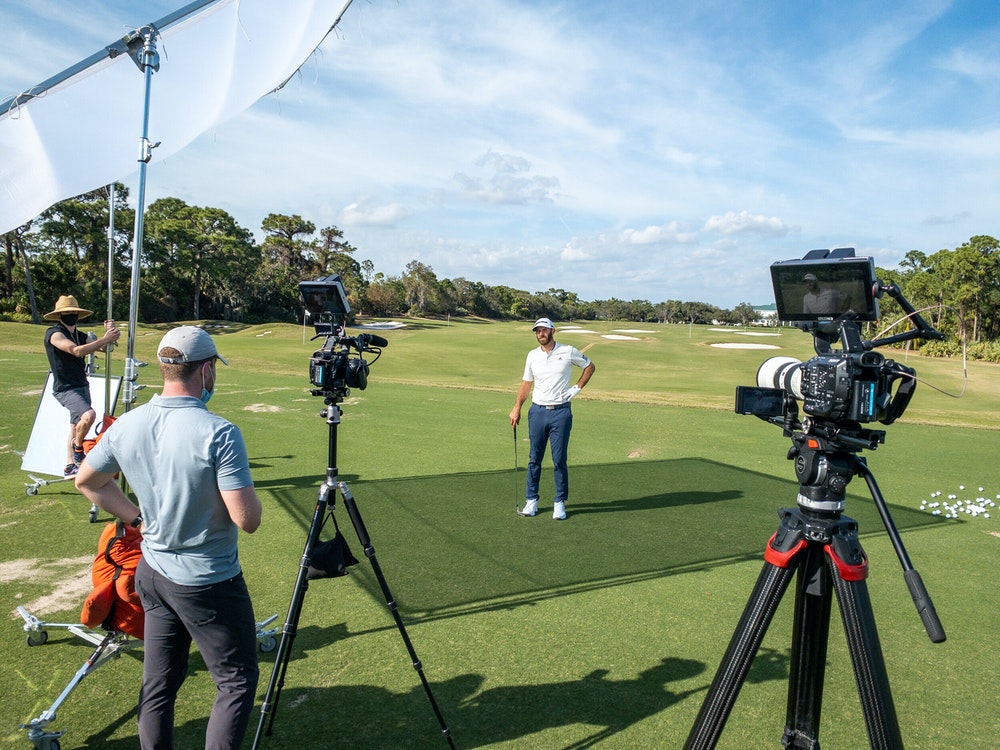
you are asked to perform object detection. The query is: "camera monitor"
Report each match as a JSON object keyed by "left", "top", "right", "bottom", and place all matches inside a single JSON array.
[
  {"left": 770, "top": 249, "right": 879, "bottom": 322},
  {"left": 300, "top": 274, "right": 351, "bottom": 320}
]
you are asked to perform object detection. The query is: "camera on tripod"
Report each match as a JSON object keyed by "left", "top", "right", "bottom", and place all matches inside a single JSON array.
[
  {"left": 299, "top": 275, "right": 386, "bottom": 401},
  {"left": 691, "top": 248, "right": 948, "bottom": 750},
  {"left": 735, "top": 248, "right": 943, "bottom": 435}
]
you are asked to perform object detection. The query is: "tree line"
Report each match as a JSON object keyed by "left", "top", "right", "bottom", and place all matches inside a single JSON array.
[{"left": 2, "top": 185, "right": 998, "bottom": 359}]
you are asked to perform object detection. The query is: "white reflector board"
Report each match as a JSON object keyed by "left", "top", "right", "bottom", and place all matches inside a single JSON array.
[{"left": 21, "top": 373, "right": 122, "bottom": 477}]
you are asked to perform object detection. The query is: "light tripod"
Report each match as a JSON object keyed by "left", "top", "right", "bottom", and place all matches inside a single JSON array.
[
  {"left": 251, "top": 398, "right": 455, "bottom": 749},
  {"left": 685, "top": 423, "right": 946, "bottom": 750}
]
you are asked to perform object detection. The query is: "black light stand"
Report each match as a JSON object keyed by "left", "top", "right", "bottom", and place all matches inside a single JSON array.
[
  {"left": 684, "top": 421, "right": 946, "bottom": 750},
  {"left": 252, "top": 399, "right": 456, "bottom": 749}
]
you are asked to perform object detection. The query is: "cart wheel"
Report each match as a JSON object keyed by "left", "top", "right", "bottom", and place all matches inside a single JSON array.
[
  {"left": 27, "top": 630, "right": 48, "bottom": 646},
  {"left": 258, "top": 636, "right": 277, "bottom": 653},
  {"left": 26, "top": 486, "right": 38, "bottom": 496}
]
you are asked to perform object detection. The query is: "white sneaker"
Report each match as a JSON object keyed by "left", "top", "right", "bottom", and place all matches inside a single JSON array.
[
  {"left": 552, "top": 501, "right": 566, "bottom": 520},
  {"left": 518, "top": 499, "right": 538, "bottom": 517}
]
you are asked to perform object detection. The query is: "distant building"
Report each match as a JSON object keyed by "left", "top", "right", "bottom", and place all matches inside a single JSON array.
[{"left": 753, "top": 303, "right": 778, "bottom": 326}]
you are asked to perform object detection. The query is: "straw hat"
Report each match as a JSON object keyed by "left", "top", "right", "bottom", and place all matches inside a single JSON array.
[{"left": 44, "top": 295, "right": 94, "bottom": 321}]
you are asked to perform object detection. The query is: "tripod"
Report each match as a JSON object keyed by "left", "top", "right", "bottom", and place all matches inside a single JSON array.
[
  {"left": 685, "top": 432, "right": 945, "bottom": 750},
  {"left": 252, "top": 399, "right": 456, "bottom": 749}
]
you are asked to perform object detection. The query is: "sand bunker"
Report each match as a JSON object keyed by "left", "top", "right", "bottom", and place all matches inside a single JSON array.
[
  {"left": 709, "top": 328, "right": 781, "bottom": 337},
  {"left": 711, "top": 343, "right": 781, "bottom": 349},
  {"left": 356, "top": 321, "right": 407, "bottom": 329}
]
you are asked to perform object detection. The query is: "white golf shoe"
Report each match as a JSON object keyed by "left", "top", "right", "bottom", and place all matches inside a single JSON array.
[
  {"left": 552, "top": 501, "right": 566, "bottom": 520},
  {"left": 518, "top": 499, "right": 538, "bottom": 517}
]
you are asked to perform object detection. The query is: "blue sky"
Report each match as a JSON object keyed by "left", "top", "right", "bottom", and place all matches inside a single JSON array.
[{"left": 2, "top": 0, "right": 998, "bottom": 308}]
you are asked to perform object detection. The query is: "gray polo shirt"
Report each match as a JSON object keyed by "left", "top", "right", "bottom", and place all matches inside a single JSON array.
[{"left": 85, "top": 394, "right": 253, "bottom": 586}]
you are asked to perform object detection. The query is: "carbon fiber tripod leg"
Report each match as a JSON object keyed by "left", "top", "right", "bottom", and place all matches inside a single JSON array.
[
  {"left": 827, "top": 549, "right": 903, "bottom": 749},
  {"left": 684, "top": 557, "right": 799, "bottom": 750},
  {"left": 782, "top": 545, "right": 834, "bottom": 749},
  {"left": 251, "top": 481, "right": 331, "bottom": 750}
]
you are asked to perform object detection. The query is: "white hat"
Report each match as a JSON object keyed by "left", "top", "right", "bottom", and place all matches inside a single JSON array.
[
  {"left": 532, "top": 317, "right": 555, "bottom": 330},
  {"left": 803, "top": 273, "right": 818, "bottom": 282},
  {"left": 157, "top": 326, "right": 228, "bottom": 365}
]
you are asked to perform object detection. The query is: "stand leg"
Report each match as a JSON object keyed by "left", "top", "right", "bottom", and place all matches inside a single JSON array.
[
  {"left": 783, "top": 546, "right": 833, "bottom": 749},
  {"left": 251, "top": 482, "right": 331, "bottom": 750},
  {"left": 684, "top": 556, "right": 799, "bottom": 750},
  {"left": 825, "top": 532, "right": 903, "bottom": 749},
  {"left": 339, "top": 482, "right": 456, "bottom": 749}
]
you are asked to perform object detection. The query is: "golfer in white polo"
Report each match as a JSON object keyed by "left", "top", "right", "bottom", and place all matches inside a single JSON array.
[{"left": 509, "top": 318, "right": 595, "bottom": 520}]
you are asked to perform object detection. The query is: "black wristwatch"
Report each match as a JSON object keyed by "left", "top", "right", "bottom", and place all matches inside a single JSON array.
[{"left": 130, "top": 514, "right": 143, "bottom": 528}]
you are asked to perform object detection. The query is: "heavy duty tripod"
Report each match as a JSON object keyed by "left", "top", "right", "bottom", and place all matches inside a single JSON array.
[
  {"left": 251, "top": 400, "right": 455, "bottom": 749},
  {"left": 685, "top": 427, "right": 946, "bottom": 750}
]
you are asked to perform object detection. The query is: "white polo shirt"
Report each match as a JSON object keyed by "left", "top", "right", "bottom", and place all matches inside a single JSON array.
[{"left": 522, "top": 342, "right": 591, "bottom": 406}]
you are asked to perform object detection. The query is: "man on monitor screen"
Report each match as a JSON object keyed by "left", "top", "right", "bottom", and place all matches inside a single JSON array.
[{"left": 801, "top": 273, "right": 847, "bottom": 315}]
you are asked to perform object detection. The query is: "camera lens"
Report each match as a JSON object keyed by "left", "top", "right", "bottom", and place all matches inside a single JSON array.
[{"left": 757, "top": 356, "right": 804, "bottom": 400}]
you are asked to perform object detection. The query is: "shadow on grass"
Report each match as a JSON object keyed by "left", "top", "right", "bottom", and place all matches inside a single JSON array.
[{"left": 165, "top": 653, "right": 710, "bottom": 750}]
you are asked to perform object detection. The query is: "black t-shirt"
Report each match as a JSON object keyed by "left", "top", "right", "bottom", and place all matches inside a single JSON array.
[{"left": 44, "top": 324, "right": 88, "bottom": 392}]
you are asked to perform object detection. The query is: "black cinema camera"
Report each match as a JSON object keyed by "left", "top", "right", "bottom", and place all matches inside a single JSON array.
[
  {"left": 736, "top": 248, "right": 943, "bottom": 441},
  {"left": 300, "top": 275, "right": 386, "bottom": 401}
]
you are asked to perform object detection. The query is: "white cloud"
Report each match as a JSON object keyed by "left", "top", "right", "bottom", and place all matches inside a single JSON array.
[
  {"left": 454, "top": 150, "right": 561, "bottom": 205},
  {"left": 621, "top": 222, "right": 698, "bottom": 245},
  {"left": 340, "top": 198, "right": 411, "bottom": 227},
  {"left": 937, "top": 45, "right": 1000, "bottom": 82},
  {"left": 702, "top": 211, "right": 790, "bottom": 237},
  {"left": 560, "top": 238, "right": 593, "bottom": 262}
]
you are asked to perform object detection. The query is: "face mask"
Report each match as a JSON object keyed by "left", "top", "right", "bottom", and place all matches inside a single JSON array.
[
  {"left": 61, "top": 314, "right": 79, "bottom": 326},
  {"left": 200, "top": 362, "right": 215, "bottom": 404}
]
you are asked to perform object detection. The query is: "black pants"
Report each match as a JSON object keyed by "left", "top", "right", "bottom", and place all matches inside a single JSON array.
[{"left": 134, "top": 559, "right": 259, "bottom": 750}]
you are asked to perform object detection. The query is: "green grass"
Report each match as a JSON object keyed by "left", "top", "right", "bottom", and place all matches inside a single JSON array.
[{"left": 1, "top": 318, "right": 998, "bottom": 749}]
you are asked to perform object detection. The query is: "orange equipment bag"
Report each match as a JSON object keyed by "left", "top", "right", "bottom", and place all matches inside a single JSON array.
[
  {"left": 81, "top": 413, "right": 116, "bottom": 455},
  {"left": 80, "top": 521, "right": 144, "bottom": 639}
]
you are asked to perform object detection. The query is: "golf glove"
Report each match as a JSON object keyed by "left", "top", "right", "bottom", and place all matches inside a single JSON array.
[{"left": 567, "top": 385, "right": 581, "bottom": 400}]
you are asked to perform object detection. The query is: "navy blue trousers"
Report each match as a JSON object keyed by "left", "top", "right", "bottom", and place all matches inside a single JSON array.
[{"left": 526, "top": 402, "right": 573, "bottom": 503}]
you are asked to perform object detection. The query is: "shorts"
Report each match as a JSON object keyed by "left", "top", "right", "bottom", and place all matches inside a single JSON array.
[{"left": 53, "top": 386, "right": 93, "bottom": 424}]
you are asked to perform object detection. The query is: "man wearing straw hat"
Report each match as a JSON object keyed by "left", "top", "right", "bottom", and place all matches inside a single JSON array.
[{"left": 42, "top": 294, "right": 120, "bottom": 475}]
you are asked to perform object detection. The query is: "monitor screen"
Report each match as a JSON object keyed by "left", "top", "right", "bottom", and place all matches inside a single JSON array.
[{"left": 770, "top": 254, "right": 879, "bottom": 322}]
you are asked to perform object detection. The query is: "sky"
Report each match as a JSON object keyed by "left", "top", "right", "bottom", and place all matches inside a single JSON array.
[{"left": 1, "top": 0, "right": 998, "bottom": 309}]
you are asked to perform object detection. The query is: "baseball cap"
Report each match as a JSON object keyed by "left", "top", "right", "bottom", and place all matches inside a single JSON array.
[
  {"left": 532, "top": 317, "right": 555, "bottom": 330},
  {"left": 157, "top": 326, "right": 229, "bottom": 365},
  {"left": 803, "top": 273, "right": 818, "bottom": 282}
]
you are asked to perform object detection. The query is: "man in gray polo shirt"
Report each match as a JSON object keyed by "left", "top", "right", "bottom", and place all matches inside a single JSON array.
[
  {"left": 76, "top": 326, "right": 262, "bottom": 750},
  {"left": 509, "top": 317, "right": 596, "bottom": 520}
]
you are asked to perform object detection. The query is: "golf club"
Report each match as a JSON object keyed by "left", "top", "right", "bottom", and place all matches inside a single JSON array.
[{"left": 513, "top": 425, "right": 520, "bottom": 514}]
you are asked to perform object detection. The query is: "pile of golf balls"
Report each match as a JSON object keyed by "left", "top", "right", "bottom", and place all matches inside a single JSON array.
[{"left": 919, "top": 485, "right": 996, "bottom": 520}]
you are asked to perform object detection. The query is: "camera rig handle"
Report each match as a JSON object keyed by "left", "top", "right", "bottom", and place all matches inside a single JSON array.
[{"left": 867, "top": 281, "right": 945, "bottom": 349}]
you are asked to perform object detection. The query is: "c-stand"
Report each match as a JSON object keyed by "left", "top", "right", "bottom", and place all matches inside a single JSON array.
[
  {"left": 684, "top": 413, "right": 946, "bottom": 750},
  {"left": 251, "top": 395, "right": 456, "bottom": 749}
]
